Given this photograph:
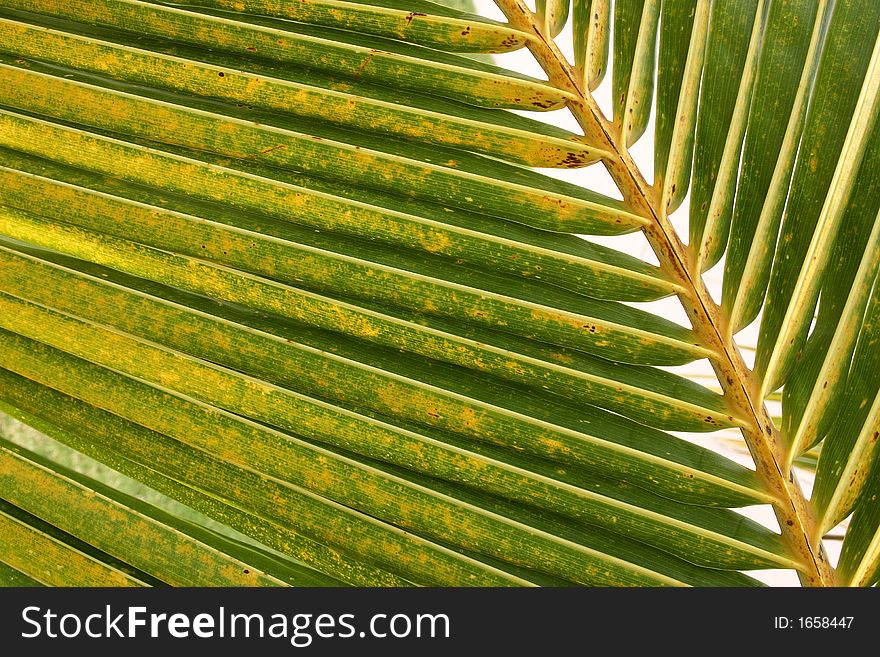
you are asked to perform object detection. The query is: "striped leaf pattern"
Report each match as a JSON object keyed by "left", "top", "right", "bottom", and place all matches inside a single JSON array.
[
  {"left": 0, "top": 0, "right": 876, "bottom": 586},
  {"left": 576, "top": 0, "right": 879, "bottom": 570}
]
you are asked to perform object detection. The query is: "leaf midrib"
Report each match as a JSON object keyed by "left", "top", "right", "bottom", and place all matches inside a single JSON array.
[{"left": 492, "top": 0, "right": 834, "bottom": 586}]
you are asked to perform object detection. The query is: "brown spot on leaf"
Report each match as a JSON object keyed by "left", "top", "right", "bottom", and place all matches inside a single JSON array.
[
  {"left": 404, "top": 11, "right": 427, "bottom": 24},
  {"left": 353, "top": 50, "right": 377, "bottom": 77}
]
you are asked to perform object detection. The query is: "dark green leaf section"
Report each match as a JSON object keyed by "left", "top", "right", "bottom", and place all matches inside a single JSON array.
[
  {"left": 0, "top": 371, "right": 770, "bottom": 586},
  {"left": 0, "top": 559, "right": 43, "bottom": 587},
  {"left": 837, "top": 457, "right": 880, "bottom": 586},
  {"left": 0, "top": 210, "right": 703, "bottom": 377},
  {"left": 612, "top": 0, "right": 659, "bottom": 146},
  {"left": 0, "top": 498, "right": 158, "bottom": 586},
  {"left": 0, "top": 368, "right": 537, "bottom": 588},
  {"left": 755, "top": 0, "right": 880, "bottom": 391},
  {"left": 0, "top": 18, "right": 599, "bottom": 168},
  {"left": 0, "top": 146, "right": 666, "bottom": 306},
  {"left": 655, "top": 0, "right": 700, "bottom": 215},
  {"left": 722, "top": 0, "right": 822, "bottom": 331},
  {"left": 0, "top": 288, "right": 778, "bottom": 553},
  {"left": 688, "top": 0, "right": 758, "bottom": 264},
  {"left": 0, "top": 291, "right": 783, "bottom": 570},
  {"left": 0, "top": 338, "right": 782, "bottom": 579},
  {"left": 0, "top": 223, "right": 729, "bottom": 436},
  {"left": 0, "top": 241, "right": 764, "bottom": 507},
  {"left": 780, "top": 129, "right": 880, "bottom": 454},
  {"left": 0, "top": 65, "right": 638, "bottom": 234},
  {"left": 168, "top": 0, "right": 531, "bottom": 52},
  {"left": 0, "top": 444, "right": 295, "bottom": 586},
  {"left": 0, "top": 172, "right": 705, "bottom": 369},
  {"left": 0, "top": 433, "right": 346, "bottom": 587},
  {"left": 2, "top": 0, "right": 567, "bottom": 110},
  {"left": 812, "top": 133, "right": 880, "bottom": 345},
  {"left": 811, "top": 279, "right": 880, "bottom": 534},
  {"left": 0, "top": 505, "right": 146, "bottom": 587},
  {"left": 0, "top": 397, "right": 428, "bottom": 588},
  {"left": 0, "top": 333, "right": 735, "bottom": 586}
]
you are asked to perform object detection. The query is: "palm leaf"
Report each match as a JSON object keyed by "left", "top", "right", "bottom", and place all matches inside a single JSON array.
[
  {"left": 572, "top": 0, "right": 609, "bottom": 90},
  {"left": 0, "top": 0, "right": 876, "bottom": 586}
]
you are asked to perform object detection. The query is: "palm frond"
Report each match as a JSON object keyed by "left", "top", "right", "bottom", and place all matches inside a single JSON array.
[{"left": 0, "top": 0, "right": 876, "bottom": 586}]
